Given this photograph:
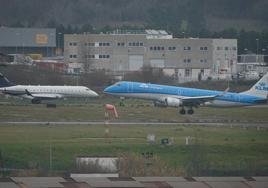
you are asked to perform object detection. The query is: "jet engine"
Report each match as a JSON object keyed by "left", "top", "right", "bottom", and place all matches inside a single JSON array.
[{"left": 163, "top": 97, "right": 182, "bottom": 107}]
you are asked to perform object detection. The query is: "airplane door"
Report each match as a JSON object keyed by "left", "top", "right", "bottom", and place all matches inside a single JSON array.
[
  {"left": 127, "top": 82, "right": 133, "bottom": 93},
  {"left": 177, "top": 88, "right": 181, "bottom": 96},
  {"left": 129, "top": 82, "right": 133, "bottom": 92}
]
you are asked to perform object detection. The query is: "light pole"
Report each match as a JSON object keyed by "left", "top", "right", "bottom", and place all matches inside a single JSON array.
[
  {"left": 57, "top": 32, "right": 62, "bottom": 56},
  {"left": 15, "top": 33, "right": 20, "bottom": 54},
  {"left": 256, "top": 38, "right": 259, "bottom": 55},
  {"left": 256, "top": 38, "right": 259, "bottom": 63},
  {"left": 50, "top": 33, "right": 55, "bottom": 57}
]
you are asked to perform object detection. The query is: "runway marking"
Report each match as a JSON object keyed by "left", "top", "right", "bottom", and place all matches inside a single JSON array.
[{"left": 0, "top": 121, "right": 267, "bottom": 128}]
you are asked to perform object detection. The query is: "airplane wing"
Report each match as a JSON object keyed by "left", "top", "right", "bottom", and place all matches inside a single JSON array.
[
  {"left": 159, "top": 88, "right": 229, "bottom": 107},
  {"left": 25, "top": 89, "right": 63, "bottom": 100},
  {"left": 179, "top": 95, "right": 217, "bottom": 106},
  {"left": 179, "top": 87, "right": 229, "bottom": 107}
]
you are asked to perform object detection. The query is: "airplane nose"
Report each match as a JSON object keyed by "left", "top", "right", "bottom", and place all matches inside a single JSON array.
[
  {"left": 90, "top": 90, "right": 99, "bottom": 97},
  {"left": 103, "top": 86, "right": 112, "bottom": 93}
]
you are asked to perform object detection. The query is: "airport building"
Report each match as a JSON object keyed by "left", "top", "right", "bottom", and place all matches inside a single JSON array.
[
  {"left": 64, "top": 30, "right": 237, "bottom": 82},
  {"left": 0, "top": 27, "right": 56, "bottom": 57},
  {"left": 237, "top": 54, "right": 268, "bottom": 79}
]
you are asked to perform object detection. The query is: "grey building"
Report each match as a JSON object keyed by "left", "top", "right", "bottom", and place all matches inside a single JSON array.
[
  {"left": 0, "top": 27, "right": 56, "bottom": 57},
  {"left": 64, "top": 30, "right": 237, "bottom": 82}
]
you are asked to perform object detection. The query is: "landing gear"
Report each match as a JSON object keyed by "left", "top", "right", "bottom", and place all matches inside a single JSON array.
[
  {"left": 179, "top": 108, "right": 186, "bottom": 115},
  {"left": 179, "top": 107, "right": 194, "bottom": 115},
  {"left": 187, "top": 108, "right": 194, "bottom": 115}
]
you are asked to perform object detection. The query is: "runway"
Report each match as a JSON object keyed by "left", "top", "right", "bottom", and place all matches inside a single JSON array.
[{"left": 0, "top": 120, "right": 267, "bottom": 128}]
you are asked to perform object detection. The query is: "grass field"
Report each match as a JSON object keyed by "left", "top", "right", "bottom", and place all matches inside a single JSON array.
[
  {"left": 1, "top": 97, "right": 268, "bottom": 122},
  {"left": 0, "top": 98, "right": 268, "bottom": 176}
]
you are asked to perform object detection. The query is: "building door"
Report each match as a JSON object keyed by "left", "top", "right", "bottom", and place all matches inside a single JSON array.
[
  {"left": 150, "top": 59, "right": 165, "bottom": 68},
  {"left": 129, "top": 55, "right": 143, "bottom": 71}
]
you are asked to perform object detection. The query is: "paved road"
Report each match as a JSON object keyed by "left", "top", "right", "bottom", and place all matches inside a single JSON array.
[{"left": 0, "top": 121, "right": 267, "bottom": 128}]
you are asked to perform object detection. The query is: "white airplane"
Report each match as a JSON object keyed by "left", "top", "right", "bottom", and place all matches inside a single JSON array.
[
  {"left": 104, "top": 72, "right": 268, "bottom": 115},
  {"left": 0, "top": 73, "right": 98, "bottom": 104}
]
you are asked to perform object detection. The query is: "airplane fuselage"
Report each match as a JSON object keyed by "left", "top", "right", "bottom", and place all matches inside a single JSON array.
[
  {"left": 0, "top": 85, "right": 98, "bottom": 101},
  {"left": 104, "top": 81, "right": 267, "bottom": 108}
]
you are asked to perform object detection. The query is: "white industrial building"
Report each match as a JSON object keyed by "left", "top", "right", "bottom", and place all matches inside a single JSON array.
[
  {"left": 237, "top": 54, "right": 268, "bottom": 79},
  {"left": 64, "top": 30, "right": 237, "bottom": 82}
]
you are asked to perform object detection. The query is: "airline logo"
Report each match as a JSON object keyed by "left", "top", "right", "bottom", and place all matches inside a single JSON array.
[
  {"left": 139, "top": 83, "right": 162, "bottom": 90},
  {"left": 139, "top": 83, "right": 149, "bottom": 88},
  {"left": 255, "top": 82, "right": 268, "bottom": 91}
]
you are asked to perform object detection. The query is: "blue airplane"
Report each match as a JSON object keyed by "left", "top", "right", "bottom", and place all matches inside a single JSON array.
[{"left": 104, "top": 72, "right": 268, "bottom": 115}]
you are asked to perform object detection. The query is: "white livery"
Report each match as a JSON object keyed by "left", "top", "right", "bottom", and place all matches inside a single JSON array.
[{"left": 0, "top": 74, "right": 98, "bottom": 104}]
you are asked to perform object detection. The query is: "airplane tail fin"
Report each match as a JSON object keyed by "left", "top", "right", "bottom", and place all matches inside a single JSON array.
[
  {"left": 0, "top": 73, "right": 15, "bottom": 88},
  {"left": 241, "top": 72, "right": 268, "bottom": 98}
]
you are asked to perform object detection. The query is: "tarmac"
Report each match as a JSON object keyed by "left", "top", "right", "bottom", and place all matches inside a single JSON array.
[{"left": 0, "top": 120, "right": 267, "bottom": 128}]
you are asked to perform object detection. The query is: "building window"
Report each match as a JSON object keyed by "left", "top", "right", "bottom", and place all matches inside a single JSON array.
[
  {"left": 69, "top": 54, "right": 77, "bottom": 58},
  {"left": 225, "top": 47, "right": 229, "bottom": 50},
  {"left": 168, "top": 46, "right": 176, "bottom": 51},
  {"left": 200, "top": 46, "right": 208, "bottom": 50},
  {"left": 99, "top": 54, "right": 110, "bottom": 59},
  {"left": 150, "top": 46, "right": 165, "bottom": 51},
  {"left": 128, "top": 41, "right": 144, "bottom": 47},
  {"left": 185, "top": 69, "right": 191, "bottom": 77},
  {"left": 184, "top": 46, "right": 191, "bottom": 51},
  {"left": 117, "top": 42, "right": 125, "bottom": 46},
  {"left": 184, "top": 59, "right": 191, "bottom": 63},
  {"left": 99, "top": 42, "right": 110, "bottom": 46},
  {"left": 200, "top": 59, "right": 207, "bottom": 63},
  {"left": 69, "top": 42, "right": 78, "bottom": 46},
  {"left": 232, "top": 47, "right": 237, "bottom": 50},
  {"left": 86, "top": 55, "right": 95, "bottom": 59}
]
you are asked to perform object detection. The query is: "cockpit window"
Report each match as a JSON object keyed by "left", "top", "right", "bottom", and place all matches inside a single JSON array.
[{"left": 113, "top": 82, "right": 122, "bottom": 86}]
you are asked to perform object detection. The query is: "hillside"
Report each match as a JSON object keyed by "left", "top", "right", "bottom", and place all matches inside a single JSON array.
[{"left": 0, "top": 0, "right": 268, "bottom": 33}]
